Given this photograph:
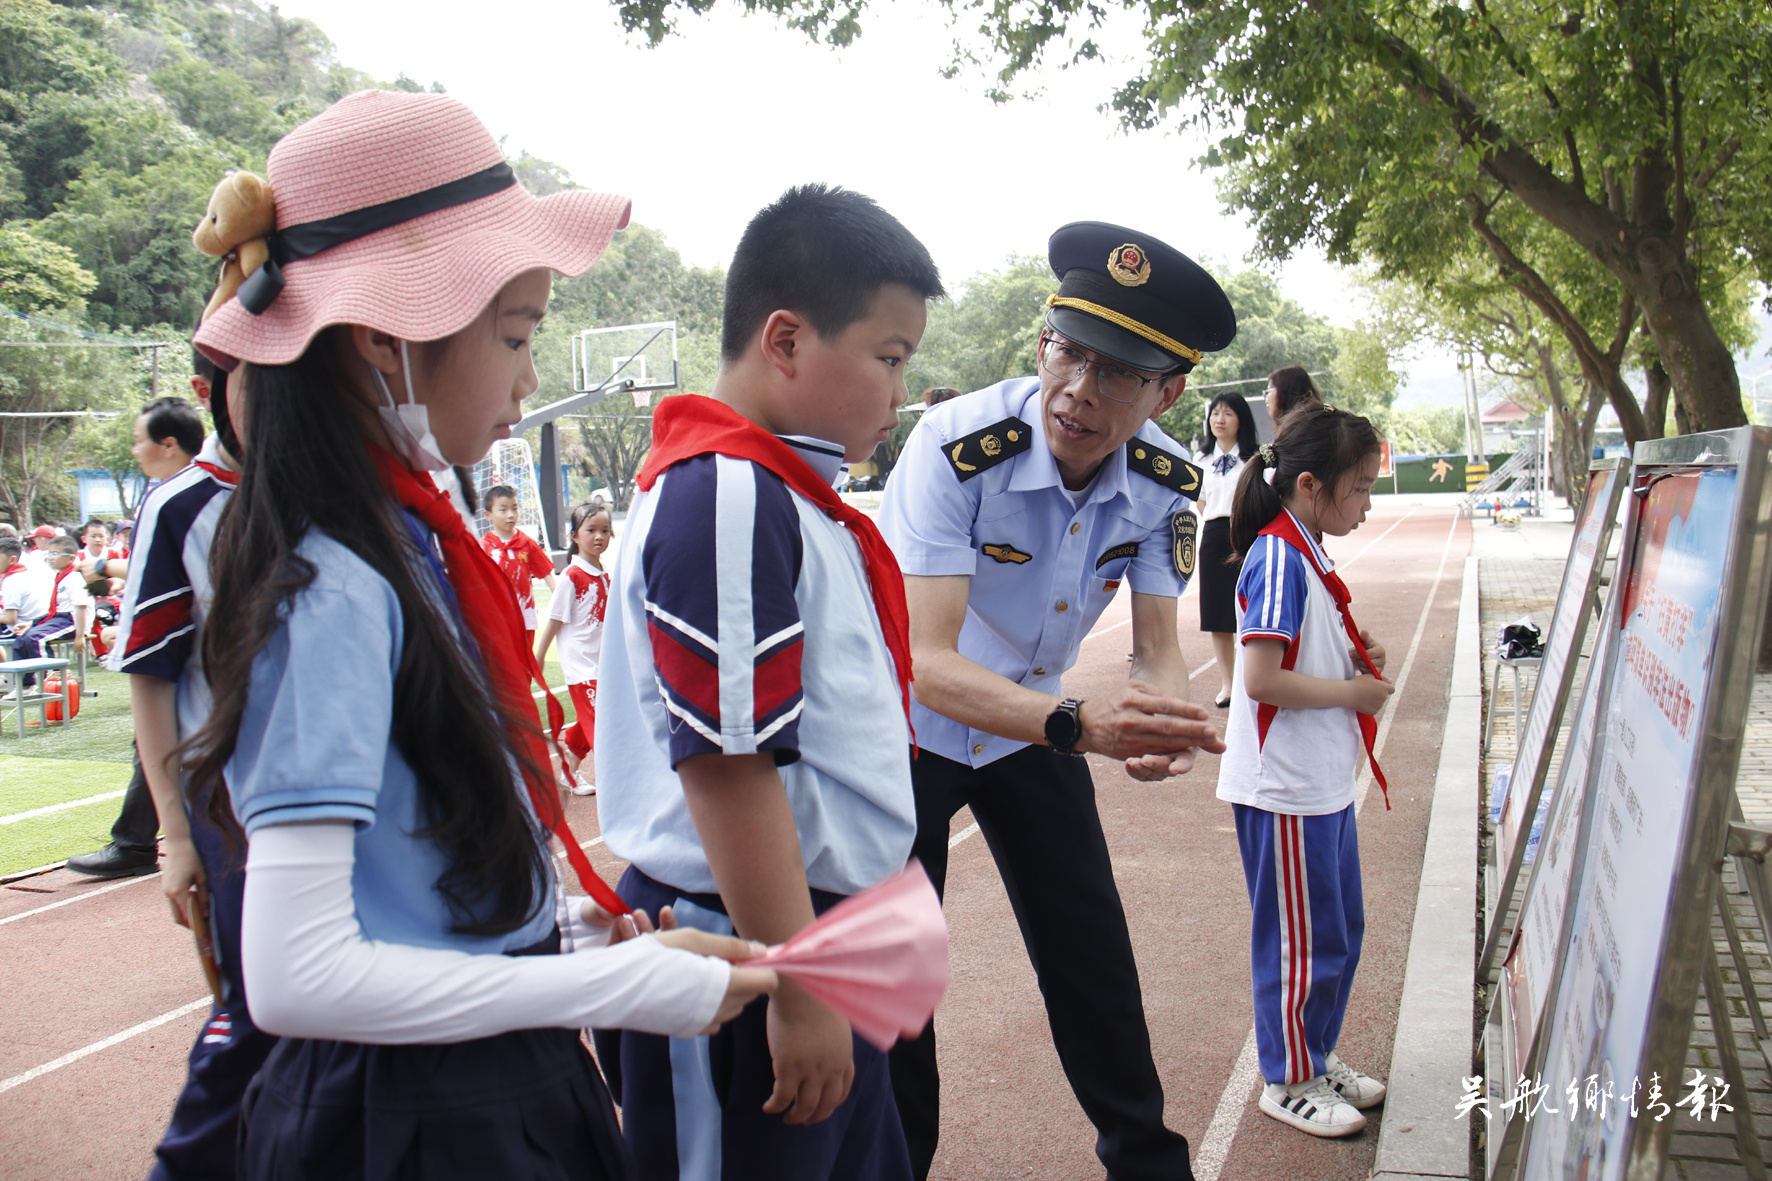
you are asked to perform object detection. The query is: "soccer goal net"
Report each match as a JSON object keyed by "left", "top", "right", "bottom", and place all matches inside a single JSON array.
[{"left": 468, "top": 437, "right": 549, "bottom": 545}]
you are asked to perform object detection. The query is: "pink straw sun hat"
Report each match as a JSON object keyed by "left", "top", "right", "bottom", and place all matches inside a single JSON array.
[{"left": 194, "top": 90, "right": 630, "bottom": 369}]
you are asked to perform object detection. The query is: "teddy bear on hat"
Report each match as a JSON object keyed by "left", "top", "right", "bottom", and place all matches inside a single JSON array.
[{"left": 192, "top": 172, "right": 276, "bottom": 321}]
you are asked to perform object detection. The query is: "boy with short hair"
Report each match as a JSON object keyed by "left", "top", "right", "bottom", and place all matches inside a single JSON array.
[
  {"left": 479, "top": 483, "right": 556, "bottom": 646},
  {"left": 1, "top": 537, "right": 45, "bottom": 638},
  {"left": 595, "top": 184, "right": 943, "bottom": 1180},
  {"left": 13, "top": 536, "right": 90, "bottom": 686}
]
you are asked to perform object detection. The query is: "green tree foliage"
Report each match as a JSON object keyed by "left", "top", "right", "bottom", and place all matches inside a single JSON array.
[
  {"left": 1387, "top": 405, "right": 1467, "bottom": 456},
  {"left": 613, "top": 0, "right": 1769, "bottom": 437},
  {"left": 0, "top": 223, "right": 95, "bottom": 311},
  {"left": 905, "top": 254, "right": 1052, "bottom": 397}
]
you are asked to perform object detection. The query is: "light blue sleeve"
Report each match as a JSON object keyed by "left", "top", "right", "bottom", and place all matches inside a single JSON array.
[
  {"left": 878, "top": 420, "right": 982, "bottom": 577},
  {"left": 227, "top": 546, "right": 404, "bottom": 835},
  {"left": 1237, "top": 534, "right": 1310, "bottom": 648},
  {"left": 1125, "top": 504, "right": 1189, "bottom": 598}
]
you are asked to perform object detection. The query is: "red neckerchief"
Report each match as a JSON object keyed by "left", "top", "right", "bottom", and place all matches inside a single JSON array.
[
  {"left": 2, "top": 562, "right": 23, "bottom": 580},
  {"left": 50, "top": 562, "right": 77, "bottom": 612},
  {"left": 369, "top": 446, "right": 630, "bottom": 916},
  {"left": 193, "top": 459, "right": 240, "bottom": 487},
  {"left": 1256, "top": 510, "right": 1390, "bottom": 810},
  {"left": 638, "top": 395, "right": 915, "bottom": 732}
]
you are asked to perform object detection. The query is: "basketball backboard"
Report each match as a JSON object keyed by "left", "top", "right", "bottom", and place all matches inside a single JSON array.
[{"left": 573, "top": 321, "right": 678, "bottom": 407}]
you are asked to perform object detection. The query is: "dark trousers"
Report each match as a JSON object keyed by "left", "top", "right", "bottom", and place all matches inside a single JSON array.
[
  {"left": 14, "top": 612, "right": 73, "bottom": 686},
  {"left": 111, "top": 746, "right": 161, "bottom": 853},
  {"left": 150, "top": 791, "right": 277, "bottom": 1181},
  {"left": 889, "top": 745, "right": 1193, "bottom": 1181},
  {"left": 595, "top": 867, "right": 912, "bottom": 1181}
]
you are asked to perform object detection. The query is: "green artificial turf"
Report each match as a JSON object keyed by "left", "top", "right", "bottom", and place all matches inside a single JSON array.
[{"left": 0, "top": 580, "right": 582, "bottom": 875}]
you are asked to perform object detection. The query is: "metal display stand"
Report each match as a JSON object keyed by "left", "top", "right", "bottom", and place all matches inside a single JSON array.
[
  {"left": 1479, "top": 459, "right": 1628, "bottom": 983},
  {"left": 1483, "top": 427, "right": 1772, "bottom": 1181}
]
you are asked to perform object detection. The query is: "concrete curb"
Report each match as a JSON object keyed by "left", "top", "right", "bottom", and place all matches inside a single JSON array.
[{"left": 1372, "top": 555, "right": 1482, "bottom": 1179}]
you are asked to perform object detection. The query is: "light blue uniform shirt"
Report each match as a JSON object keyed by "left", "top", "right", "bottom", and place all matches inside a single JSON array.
[
  {"left": 225, "top": 527, "right": 556, "bottom": 955},
  {"left": 878, "top": 377, "right": 1199, "bottom": 768}
]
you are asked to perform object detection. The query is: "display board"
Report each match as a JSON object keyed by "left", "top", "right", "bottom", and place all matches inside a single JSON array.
[
  {"left": 1499, "top": 427, "right": 1772, "bottom": 1181},
  {"left": 1480, "top": 460, "right": 1627, "bottom": 980}
]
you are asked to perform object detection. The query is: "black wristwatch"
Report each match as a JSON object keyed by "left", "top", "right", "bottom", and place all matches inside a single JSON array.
[{"left": 1044, "top": 697, "right": 1085, "bottom": 756}]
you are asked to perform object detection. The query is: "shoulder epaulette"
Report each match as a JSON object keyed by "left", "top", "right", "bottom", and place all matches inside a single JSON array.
[
  {"left": 1127, "top": 441, "right": 1202, "bottom": 496},
  {"left": 945, "top": 416, "right": 1032, "bottom": 482}
]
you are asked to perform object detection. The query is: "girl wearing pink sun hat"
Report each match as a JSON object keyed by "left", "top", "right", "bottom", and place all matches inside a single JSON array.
[{"left": 183, "top": 91, "right": 775, "bottom": 1179}]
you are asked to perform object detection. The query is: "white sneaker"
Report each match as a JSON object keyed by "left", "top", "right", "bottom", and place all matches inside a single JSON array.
[
  {"left": 1325, "top": 1051, "right": 1387, "bottom": 1109},
  {"left": 570, "top": 771, "right": 596, "bottom": 796},
  {"left": 1259, "top": 1078, "right": 1368, "bottom": 1138}
]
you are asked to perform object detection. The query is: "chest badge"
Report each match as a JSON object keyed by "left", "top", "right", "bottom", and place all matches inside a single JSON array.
[
  {"left": 983, "top": 543, "right": 1032, "bottom": 565},
  {"left": 1171, "top": 511, "right": 1197, "bottom": 578},
  {"left": 1095, "top": 541, "right": 1139, "bottom": 570}
]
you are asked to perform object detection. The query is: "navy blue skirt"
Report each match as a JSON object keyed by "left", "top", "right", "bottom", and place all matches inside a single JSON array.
[{"left": 237, "top": 932, "right": 632, "bottom": 1181}]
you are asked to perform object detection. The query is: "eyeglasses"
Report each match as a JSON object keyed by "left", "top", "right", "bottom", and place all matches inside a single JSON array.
[{"left": 1039, "top": 335, "right": 1165, "bottom": 404}]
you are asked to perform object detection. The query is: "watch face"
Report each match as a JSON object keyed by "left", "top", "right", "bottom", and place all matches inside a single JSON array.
[{"left": 1046, "top": 705, "right": 1080, "bottom": 750}]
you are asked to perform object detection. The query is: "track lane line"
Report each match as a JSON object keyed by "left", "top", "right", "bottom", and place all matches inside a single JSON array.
[
  {"left": 0, "top": 997, "right": 209, "bottom": 1095},
  {"left": 1191, "top": 507, "right": 1459, "bottom": 1180},
  {"left": 0, "top": 871, "right": 161, "bottom": 927}
]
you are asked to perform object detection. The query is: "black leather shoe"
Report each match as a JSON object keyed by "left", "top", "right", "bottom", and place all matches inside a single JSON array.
[{"left": 65, "top": 843, "right": 159, "bottom": 879}]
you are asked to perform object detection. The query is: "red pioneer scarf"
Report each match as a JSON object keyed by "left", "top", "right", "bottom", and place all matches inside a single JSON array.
[
  {"left": 637, "top": 395, "right": 915, "bottom": 729},
  {"left": 1256, "top": 510, "right": 1390, "bottom": 810},
  {"left": 49, "top": 561, "right": 77, "bottom": 613},
  {"left": 370, "top": 447, "right": 630, "bottom": 916}
]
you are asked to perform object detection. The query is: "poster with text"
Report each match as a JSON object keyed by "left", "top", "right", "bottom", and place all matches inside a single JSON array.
[
  {"left": 1503, "top": 614, "right": 1614, "bottom": 1081},
  {"left": 1498, "top": 465, "right": 1618, "bottom": 876},
  {"left": 1523, "top": 467, "right": 1735, "bottom": 1180}
]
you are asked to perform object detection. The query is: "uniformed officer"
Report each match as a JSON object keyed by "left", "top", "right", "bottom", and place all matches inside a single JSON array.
[{"left": 877, "top": 222, "right": 1238, "bottom": 1181}]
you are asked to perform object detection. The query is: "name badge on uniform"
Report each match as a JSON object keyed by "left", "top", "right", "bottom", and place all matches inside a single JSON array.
[
  {"left": 1171, "top": 511, "right": 1197, "bottom": 578},
  {"left": 1094, "top": 541, "right": 1138, "bottom": 570}
]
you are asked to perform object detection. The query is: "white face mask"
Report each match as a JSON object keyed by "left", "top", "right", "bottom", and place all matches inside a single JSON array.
[{"left": 370, "top": 340, "right": 451, "bottom": 472}]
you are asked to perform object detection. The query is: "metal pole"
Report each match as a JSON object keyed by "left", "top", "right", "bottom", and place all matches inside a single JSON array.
[{"left": 538, "top": 420, "right": 563, "bottom": 558}]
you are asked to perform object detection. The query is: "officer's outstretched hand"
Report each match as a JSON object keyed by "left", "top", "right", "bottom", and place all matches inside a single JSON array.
[{"left": 1076, "top": 681, "right": 1225, "bottom": 782}]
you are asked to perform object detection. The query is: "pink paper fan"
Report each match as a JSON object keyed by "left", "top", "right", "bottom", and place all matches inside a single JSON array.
[{"left": 756, "top": 861, "right": 950, "bottom": 1051}]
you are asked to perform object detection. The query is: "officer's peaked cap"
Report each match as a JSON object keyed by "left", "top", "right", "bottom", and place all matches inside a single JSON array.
[{"left": 1045, "top": 221, "right": 1237, "bottom": 374}]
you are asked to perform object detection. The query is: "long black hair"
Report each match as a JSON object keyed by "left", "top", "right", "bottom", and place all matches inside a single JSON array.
[
  {"left": 1230, "top": 404, "right": 1381, "bottom": 559},
  {"left": 1267, "top": 366, "right": 1323, "bottom": 423},
  {"left": 188, "top": 327, "right": 549, "bottom": 936},
  {"left": 1206, "top": 391, "right": 1258, "bottom": 462}
]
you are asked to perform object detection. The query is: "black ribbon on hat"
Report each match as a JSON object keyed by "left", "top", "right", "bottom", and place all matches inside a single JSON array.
[{"left": 237, "top": 161, "right": 518, "bottom": 315}]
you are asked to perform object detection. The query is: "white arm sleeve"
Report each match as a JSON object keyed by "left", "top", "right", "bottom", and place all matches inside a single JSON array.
[{"left": 242, "top": 822, "right": 730, "bottom": 1044}]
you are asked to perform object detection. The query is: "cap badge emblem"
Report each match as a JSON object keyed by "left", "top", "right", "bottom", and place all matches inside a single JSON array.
[
  {"left": 1108, "top": 244, "right": 1152, "bottom": 287},
  {"left": 981, "top": 434, "right": 1003, "bottom": 457}
]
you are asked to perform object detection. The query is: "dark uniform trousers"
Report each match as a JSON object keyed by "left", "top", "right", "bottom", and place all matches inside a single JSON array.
[{"left": 889, "top": 744, "right": 1194, "bottom": 1181}]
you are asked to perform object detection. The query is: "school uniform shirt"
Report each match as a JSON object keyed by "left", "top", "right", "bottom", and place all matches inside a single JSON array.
[
  {"left": 226, "top": 523, "right": 557, "bottom": 956},
  {"left": 1216, "top": 509, "right": 1361, "bottom": 815},
  {"left": 482, "top": 528, "right": 554, "bottom": 629},
  {"left": 109, "top": 435, "right": 237, "bottom": 740},
  {"left": 595, "top": 436, "right": 916, "bottom": 898},
  {"left": 546, "top": 555, "right": 608, "bottom": 686},
  {"left": 877, "top": 377, "right": 1201, "bottom": 769},
  {"left": 1191, "top": 444, "right": 1248, "bottom": 522},
  {"left": 1, "top": 564, "right": 47, "bottom": 623},
  {"left": 44, "top": 564, "right": 93, "bottom": 618}
]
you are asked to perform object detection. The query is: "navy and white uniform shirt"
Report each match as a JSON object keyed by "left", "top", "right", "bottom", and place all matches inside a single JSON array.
[
  {"left": 108, "top": 434, "right": 236, "bottom": 740},
  {"left": 1216, "top": 510, "right": 1360, "bottom": 815},
  {"left": 879, "top": 377, "right": 1203, "bottom": 768},
  {"left": 595, "top": 435, "right": 916, "bottom": 898}
]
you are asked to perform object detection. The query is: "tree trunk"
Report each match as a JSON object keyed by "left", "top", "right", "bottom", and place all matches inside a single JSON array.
[
  {"left": 1643, "top": 358, "right": 1672, "bottom": 439},
  {"left": 1630, "top": 237, "right": 1744, "bottom": 432},
  {"left": 1362, "top": 23, "right": 1745, "bottom": 431}
]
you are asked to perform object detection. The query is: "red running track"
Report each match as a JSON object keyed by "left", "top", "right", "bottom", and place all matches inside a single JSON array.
[{"left": 0, "top": 502, "right": 1468, "bottom": 1180}]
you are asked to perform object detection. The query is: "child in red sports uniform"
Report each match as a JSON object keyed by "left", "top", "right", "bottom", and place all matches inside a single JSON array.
[
  {"left": 480, "top": 484, "right": 556, "bottom": 647},
  {"left": 535, "top": 501, "right": 611, "bottom": 796}
]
